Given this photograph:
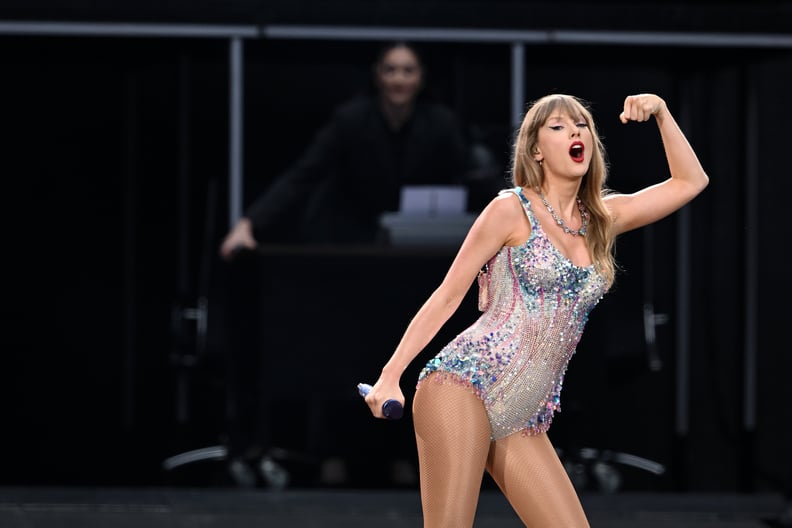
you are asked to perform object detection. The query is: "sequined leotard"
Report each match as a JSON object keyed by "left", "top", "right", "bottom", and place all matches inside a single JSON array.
[{"left": 417, "top": 187, "right": 609, "bottom": 440}]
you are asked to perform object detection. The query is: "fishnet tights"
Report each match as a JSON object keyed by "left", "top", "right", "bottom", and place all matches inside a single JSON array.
[{"left": 413, "top": 376, "right": 589, "bottom": 528}]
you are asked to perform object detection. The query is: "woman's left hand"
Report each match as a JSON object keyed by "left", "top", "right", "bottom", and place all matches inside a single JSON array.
[{"left": 619, "top": 93, "right": 666, "bottom": 124}]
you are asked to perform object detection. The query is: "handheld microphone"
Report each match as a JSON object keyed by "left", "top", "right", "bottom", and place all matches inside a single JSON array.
[{"left": 357, "top": 383, "right": 404, "bottom": 420}]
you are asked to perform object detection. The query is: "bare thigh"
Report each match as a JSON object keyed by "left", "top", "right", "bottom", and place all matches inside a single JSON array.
[
  {"left": 486, "top": 431, "right": 589, "bottom": 528},
  {"left": 412, "top": 376, "right": 492, "bottom": 528}
]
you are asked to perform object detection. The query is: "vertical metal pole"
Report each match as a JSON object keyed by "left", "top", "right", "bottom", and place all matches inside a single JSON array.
[
  {"left": 177, "top": 54, "right": 192, "bottom": 296},
  {"left": 743, "top": 73, "right": 758, "bottom": 433},
  {"left": 675, "top": 209, "right": 691, "bottom": 436},
  {"left": 229, "top": 37, "right": 244, "bottom": 228},
  {"left": 175, "top": 54, "right": 192, "bottom": 425},
  {"left": 510, "top": 42, "right": 525, "bottom": 129},
  {"left": 122, "top": 73, "right": 138, "bottom": 430},
  {"left": 642, "top": 224, "right": 664, "bottom": 372},
  {"left": 736, "top": 63, "right": 759, "bottom": 495},
  {"left": 675, "top": 90, "right": 692, "bottom": 437}
]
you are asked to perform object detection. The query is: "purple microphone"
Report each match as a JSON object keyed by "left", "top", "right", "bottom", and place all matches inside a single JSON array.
[{"left": 357, "top": 383, "right": 404, "bottom": 420}]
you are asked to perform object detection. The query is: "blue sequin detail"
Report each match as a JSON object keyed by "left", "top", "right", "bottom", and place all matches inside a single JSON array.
[{"left": 418, "top": 187, "right": 609, "bottom": 439}]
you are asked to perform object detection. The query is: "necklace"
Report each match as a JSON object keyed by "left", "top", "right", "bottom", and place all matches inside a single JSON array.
[{"left": 537, "top": 190, "right": 589, "bottom": 237}]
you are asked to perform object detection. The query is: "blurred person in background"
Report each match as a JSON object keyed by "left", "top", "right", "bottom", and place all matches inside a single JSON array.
[
  {"left": 220, "top": 40, "right": 472, "bottom": 257},
  {"left": 218, "top": 40, "right": 479, "bottom": 489}
]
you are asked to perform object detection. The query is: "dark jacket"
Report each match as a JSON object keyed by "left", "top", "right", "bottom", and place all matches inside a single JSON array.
[{"left": 245, "top": 95, "right": 469, "bottom": 244}]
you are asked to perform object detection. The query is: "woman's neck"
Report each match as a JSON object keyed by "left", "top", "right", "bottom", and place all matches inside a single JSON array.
[{"left": 379, "top": 98, "right": 415, "bottom": 131}]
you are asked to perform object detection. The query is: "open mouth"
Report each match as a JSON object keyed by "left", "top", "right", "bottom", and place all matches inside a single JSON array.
[{"left": 569, "top": 142, "right": 585, "bottom": 162}]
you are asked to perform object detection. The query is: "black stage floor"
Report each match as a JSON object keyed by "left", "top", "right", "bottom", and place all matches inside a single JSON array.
[{"left": 0, "top": 487, "right": 787, "bottom": 528}]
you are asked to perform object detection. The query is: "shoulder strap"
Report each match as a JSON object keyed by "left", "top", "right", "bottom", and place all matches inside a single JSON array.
[{"left": 500, "top": 187, "right": 539, "bottom": 230}]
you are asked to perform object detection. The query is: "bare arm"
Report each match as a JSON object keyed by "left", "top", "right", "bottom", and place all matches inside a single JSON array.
[
  {"left": 606, "top": 93, "right": 710, "bottom": 235},
  {"left": 363, "top": 192, "right": 525, "bottom": 418}
]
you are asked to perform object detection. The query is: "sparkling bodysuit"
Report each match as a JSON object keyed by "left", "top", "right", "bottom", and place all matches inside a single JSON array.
[{"left": 417, "top": 187, "right": 610, "bottom": 439}]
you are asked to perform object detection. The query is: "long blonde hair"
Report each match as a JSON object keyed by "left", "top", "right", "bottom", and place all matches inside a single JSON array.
[{"left": 511, "top": 94, "right": 616, "bottom": 284}]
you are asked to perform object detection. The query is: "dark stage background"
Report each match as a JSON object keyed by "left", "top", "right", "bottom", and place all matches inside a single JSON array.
[{"left": 2, "top": 0, "right": 791, "bottom": 498}]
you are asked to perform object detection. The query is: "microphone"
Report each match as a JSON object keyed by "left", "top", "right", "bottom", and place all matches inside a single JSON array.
[{"left": 357, "top": 383, "right": 404, "bottom": 420}]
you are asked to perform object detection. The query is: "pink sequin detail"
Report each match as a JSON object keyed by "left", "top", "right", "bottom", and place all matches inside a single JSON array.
[{"left": 417, "top": 188, "right": 608, "bottom": 440}]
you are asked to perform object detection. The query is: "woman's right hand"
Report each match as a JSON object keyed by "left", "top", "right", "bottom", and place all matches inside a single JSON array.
[
  {"left": 364, "top": 377, "right": 405, "bottom": 420},
  {"left": 220, "top": 218, "right": 258, "bottom": 260}
]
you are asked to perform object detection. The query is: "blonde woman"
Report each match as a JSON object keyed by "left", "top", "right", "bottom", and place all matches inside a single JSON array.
[{"left": 363, "top": 93, "right": 709, "bottom": 527}]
